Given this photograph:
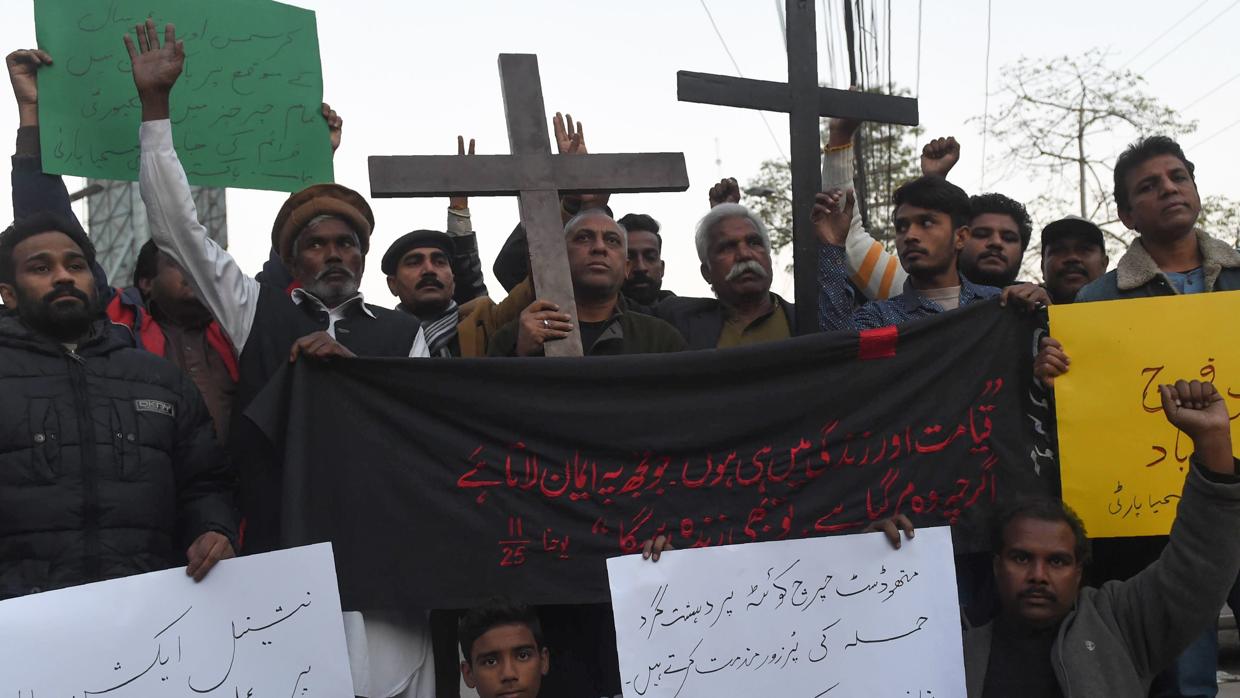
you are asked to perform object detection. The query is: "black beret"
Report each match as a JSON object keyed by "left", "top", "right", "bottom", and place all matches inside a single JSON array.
[{"left": 381, "top": 230, "right": 456, "bottom": 276}]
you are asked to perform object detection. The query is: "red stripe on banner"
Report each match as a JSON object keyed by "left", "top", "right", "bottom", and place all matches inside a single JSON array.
[{"left": 858, "top": 325, "right": 898, "bottom": 360}]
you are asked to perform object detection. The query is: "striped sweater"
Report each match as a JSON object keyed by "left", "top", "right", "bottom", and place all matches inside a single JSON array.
[{"left": 822, "top": 143, "right": 907, "bottom": 300}]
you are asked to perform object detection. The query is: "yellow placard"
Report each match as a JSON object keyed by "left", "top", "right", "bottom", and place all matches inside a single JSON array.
[{"left": 1051, "top": 290, "right": 1240, "bottom": 538}]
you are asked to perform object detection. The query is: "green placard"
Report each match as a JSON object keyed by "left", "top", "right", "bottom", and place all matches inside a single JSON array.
[{"left": 33, "top": 0, "right": 333, "bottom": 192}]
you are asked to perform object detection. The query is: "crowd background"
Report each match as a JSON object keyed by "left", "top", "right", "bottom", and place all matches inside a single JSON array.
[{"left": 1, "top": 0, "right": 1237, "bottom": 302}]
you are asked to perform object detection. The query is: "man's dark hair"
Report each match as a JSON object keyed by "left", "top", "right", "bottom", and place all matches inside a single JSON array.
[
  {"left": 133, "top": 239, "right": 161, "bottom": 289},
  {"left": 0, "top": 211, "right": 95, "bottom": 285},
  {"left": 969, "top": 193, "right": 1033, "bottom": 251},
  {"left": 991, "top": 497, "right": 1092, "bottom": 567},
  {"left": 458, "top": 597, "right": 544, "bottom": 665},
  {"left": 618, "top": 213, "right": 662, "bottom": 248},
  {"left": 892, "top": 176, "right": 971, "bottom": 230},
  {"left": 1113, "top": 135, "right": 1196, "bottom": 211}
]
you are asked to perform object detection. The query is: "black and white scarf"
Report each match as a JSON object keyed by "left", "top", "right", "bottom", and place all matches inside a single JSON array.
[{"left": 418, "top": 301, "right": 460, "bottom": 358}]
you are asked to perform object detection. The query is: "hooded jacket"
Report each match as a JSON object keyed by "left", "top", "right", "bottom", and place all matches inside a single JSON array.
[
  {"left": 0, "top": 315, "right": 238, "bottom": 600},
  {"left": 963, "top": 462, "right": 1240, "bottom": 696}
]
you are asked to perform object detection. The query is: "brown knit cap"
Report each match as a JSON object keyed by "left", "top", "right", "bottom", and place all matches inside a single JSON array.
[{"left": 271, "top": 183, "right": 375, "bottom": 260}]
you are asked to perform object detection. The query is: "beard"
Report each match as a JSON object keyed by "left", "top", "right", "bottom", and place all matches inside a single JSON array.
[
  {"left": 302, "top": 265, "right": 360, "bottom": 307},
  {"left": 623, "top": 276, "right": 662, "bottom": 306},
  {"left": 963, "top": 264, "right": 1019, "bottom": 288},
  {"left": 17, "top": 284, "right": 99, "bottom": 343}
]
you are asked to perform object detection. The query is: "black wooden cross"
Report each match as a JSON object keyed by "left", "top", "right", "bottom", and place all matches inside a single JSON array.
[
  {"left": 678, "top": 0, "right": 918, "bottom": 335},
  {"left": 370, "top": 54, "right": 690, "bottom": 356}
]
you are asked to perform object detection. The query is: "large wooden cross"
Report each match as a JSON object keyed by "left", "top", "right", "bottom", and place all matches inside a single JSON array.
[
  {"left": 678, "top": 0, "right": 918, "bottom": 336},
  {"left": 370, "top": 54, "right": 690, "bottom": 356}
]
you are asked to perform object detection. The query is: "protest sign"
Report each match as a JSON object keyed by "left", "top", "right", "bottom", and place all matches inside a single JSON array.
[
  {"left": 1052, "top": 291, "right": 1240, "bottom": 537},
  {"left": 0, "top": 543, "right": 351, "bottom": 697},
  {"left": 247, "top": 301, "right": 1045, "bottom": 609},
  {"left": 606, "top": 527, "right": 965, "bottom": 698},
  {"left": 33, "top": 0, "right": 332, "bottom": 192}
]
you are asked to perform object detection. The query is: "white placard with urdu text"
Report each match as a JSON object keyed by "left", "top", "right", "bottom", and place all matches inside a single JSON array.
[
  {"left": 0, "top": 542, "right": 352, "bottom": 697},
  {"left": 607, "top": 527, "right": 965, "bottom": 698}
]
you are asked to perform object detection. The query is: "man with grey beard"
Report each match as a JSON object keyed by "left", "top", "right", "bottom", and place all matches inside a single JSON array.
[
  {"left": 653, "top": 179, "right": 795, "bottom": 349},
  {"left": 129, "top": 22, "right": 432, "bottom": 698}
]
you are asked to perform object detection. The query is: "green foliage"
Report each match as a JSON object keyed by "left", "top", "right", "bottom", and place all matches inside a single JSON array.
[{"left": 1199, "top": 195, "right": 1240, "bottom": 248}]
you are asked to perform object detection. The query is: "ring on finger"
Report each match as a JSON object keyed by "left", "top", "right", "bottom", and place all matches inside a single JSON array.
[{"left": 543, "top": 319, "right": 549, "bottom": 329}]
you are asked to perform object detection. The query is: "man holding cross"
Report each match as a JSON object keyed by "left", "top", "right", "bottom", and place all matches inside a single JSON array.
[{"left": 487, "top": 208, "right": 686, "bottom": 356}]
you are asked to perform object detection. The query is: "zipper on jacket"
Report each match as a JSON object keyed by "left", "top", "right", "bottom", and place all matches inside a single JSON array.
[
  {"left": 1056, "top": 612, "right": 1073, "bottom": 698},
  {"left": 66, "top": 349, "right": 100, "bottom": 580}
]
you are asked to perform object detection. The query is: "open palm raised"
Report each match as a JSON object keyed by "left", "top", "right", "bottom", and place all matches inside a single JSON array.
[{"left": 123, "top": 19, "right": 184, "bottom": 97}]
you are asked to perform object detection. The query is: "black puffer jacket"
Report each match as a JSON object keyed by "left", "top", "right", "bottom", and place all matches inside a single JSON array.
[{"left": 0, "top": 315, "right": 238, "bottom": 599}]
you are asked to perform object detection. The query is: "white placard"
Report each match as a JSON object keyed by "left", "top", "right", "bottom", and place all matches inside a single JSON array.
[
  {"left": 606, "top": 528, "right": 965, "bottom": 698},
  {"left": 0, "top": 543, "right": 352, "bottom": 697}
]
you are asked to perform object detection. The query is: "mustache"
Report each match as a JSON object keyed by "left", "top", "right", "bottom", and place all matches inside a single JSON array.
[
  {"left": 725, "top": 260, "right": 769, "bottom": 282},
  {"left": 979, "top": 250, "right": 1008, "bottom": 262},
  {"left": 415, "top": 276, "right": 445, "bottom": 289},
  {"left": 1020, "top": 587, "right": 1057, "bottom": 602},
  {"left": 44, "top": 286, "right": 90, "bottom": 304},
  {"left": 1057, "top": 263, "right": 1088, "bottom": 277},
  {"left": 315, "top": 265, "right": 356, "bottom": 282}
]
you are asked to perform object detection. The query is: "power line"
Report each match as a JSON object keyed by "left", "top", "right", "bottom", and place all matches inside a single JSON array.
[
  {"left": 915, "top": 0, "right": 923, "bottom": 96},
  {"left": 885, "top": 0, "right": 893, "bottom": 210},
  {"left": 1118, "top": 0, "right": 1209, "bottom": 69},
  {"left": 1139, "top": 0, "right": 1240, "bottom": 75},
  {"left": 774, "top": 0, "right": 787, "bottom": 49},
  {"left": 822, "top": 0, "right": 835, "bottom": 85},
  {"left": 1189, "top": 115, "right": 1240, "bottom": 150},
  {"left": 979, "top": 0, "right": 993, "bottom": 189},
  {"left": 1182, "top": 70, "right": 1240, "bottom": 111},
  {"left": 697, "top": 0, "right": 789, "bottom": 163},
  {"left": 886, "top": 0, "right": 892, "bottom": 93}
]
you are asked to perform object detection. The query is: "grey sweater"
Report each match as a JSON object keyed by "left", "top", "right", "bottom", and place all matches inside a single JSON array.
[{"left": 964, "top": 461, "right": 1240, "bottom": 697}]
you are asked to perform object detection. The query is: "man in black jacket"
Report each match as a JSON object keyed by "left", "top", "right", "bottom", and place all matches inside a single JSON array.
[
  {"left": 488, "top": 209, "right": 686, "bottom": 357},
  {"left": 0, "top": 211, "right": 238, "bottom": 600},
  {"left": 654, "top": 189, "right": 795, "bottom": 350}
]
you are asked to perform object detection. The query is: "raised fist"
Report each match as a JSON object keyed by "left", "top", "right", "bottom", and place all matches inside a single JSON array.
[
  {"left": 708, "top": 177, "right": 741, "bottom": 208},
  {"left": 920, "top": 137, "right": 960, "bottom": 178}
]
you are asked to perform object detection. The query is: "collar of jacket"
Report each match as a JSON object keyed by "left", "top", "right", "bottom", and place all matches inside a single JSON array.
[
  {"left": 895, "top": 275, "right": 993, "bottom": 314},
  {"left": 0, "top": 315, "right": 126, "bottom": 357},
  {"left": 1117, "top": 228, "right": 1240, "bottom": 292},
  {"left": 290, "top": 288, "right": 377, "bottom": 319},
  {"left": 584, "top": 295, "right": 631, "bottom": 351}
]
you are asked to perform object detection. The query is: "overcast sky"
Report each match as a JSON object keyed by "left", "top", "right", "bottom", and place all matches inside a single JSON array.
[{"left": 1, "top": 0, "right": 1237, "bottom": 304}]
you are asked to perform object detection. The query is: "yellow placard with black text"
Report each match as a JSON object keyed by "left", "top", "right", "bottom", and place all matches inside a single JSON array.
[{"left": 1052, "top": 290, "right": 1240, "bottom": 538}]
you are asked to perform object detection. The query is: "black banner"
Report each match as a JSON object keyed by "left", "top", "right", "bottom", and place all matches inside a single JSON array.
[{"left": 247, "top": 300, "right": 1045, "bottom": 610}]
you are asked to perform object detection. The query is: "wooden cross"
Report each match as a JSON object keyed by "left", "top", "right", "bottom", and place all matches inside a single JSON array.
[
  {"left": 677, "top": 0, "right": 918, "bottom": 336},
  {"left": 369, "top": 54, "right": 690, "bottom": 356}
]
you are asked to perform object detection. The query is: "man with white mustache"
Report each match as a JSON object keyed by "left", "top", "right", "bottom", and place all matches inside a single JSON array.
[{"left": 653, "top": 190, "right": 796, "bottom": 350}]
